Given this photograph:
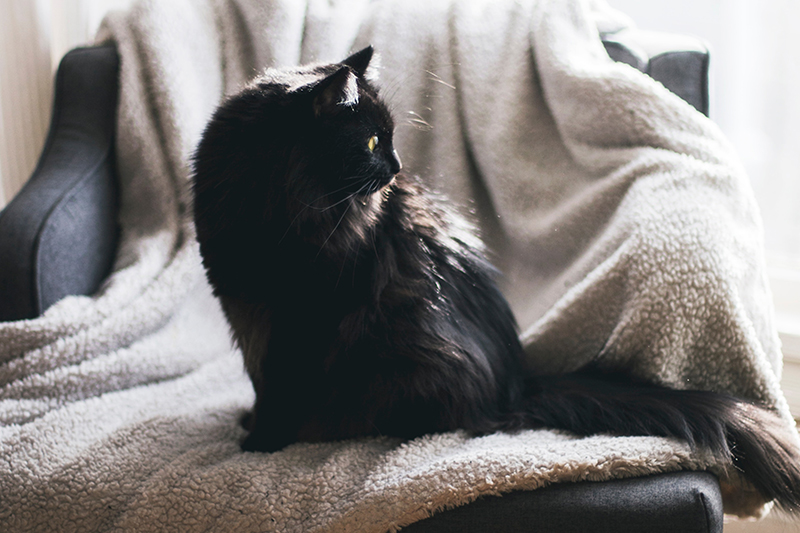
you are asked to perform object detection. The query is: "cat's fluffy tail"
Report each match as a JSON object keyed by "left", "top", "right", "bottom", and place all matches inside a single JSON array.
[{"left": 519, "top": 372, "right": 800, "bottom": 512}]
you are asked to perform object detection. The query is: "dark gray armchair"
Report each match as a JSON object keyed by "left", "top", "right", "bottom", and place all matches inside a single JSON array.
[{"left": 0, "top": 33, "right": 722, "bottom": 532}]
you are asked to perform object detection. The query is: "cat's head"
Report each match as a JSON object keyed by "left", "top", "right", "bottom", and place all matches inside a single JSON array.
[
  {"left": 193, "top": 46, "right": 402, "bottom": 248},
  {"left": 301, "top": 46, "right": 402, "bottom": 196}
]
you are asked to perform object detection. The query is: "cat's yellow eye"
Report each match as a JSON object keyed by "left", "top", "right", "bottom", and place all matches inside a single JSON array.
[{"left": 368, "top": 135, "right": 379, "bottom": 152}]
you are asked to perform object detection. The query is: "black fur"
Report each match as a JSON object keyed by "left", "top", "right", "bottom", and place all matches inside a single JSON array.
[{"left": 192, "top": 46, "right": 800, "bottom": 511}]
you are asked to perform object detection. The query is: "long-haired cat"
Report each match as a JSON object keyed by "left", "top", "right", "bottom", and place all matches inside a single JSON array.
[{"left": 192, "top": 46, "right": 800, "bottom": 510}]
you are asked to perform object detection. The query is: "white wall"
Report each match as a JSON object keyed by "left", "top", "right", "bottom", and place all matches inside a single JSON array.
[
  {"left": 608, "top": 0, "right": 800, "bottom": 265},
  {"left": 0, "top": 0, "right": 133, "bottom": 206},
  {"left": 0, "top": 1, "right": 54, "bottom": 205}
]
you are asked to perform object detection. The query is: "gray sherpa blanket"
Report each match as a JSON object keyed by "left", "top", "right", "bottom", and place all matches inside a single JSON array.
[{"left": 1, "top": 0, "right": 795, "bottom": 530}]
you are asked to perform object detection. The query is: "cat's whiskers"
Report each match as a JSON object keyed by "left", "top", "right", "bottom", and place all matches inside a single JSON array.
[
  {"left": 343, "top": 161, "right": 378, "bottom": 182},
  {"left": 279, "top": 182, "right": 358, "bottom": 244},
  {"left": 336, "top": 224, "right": 363, "bottom": 290},
  {"left": 379, "top": 62, "right": 459, "bottom": 109},
  {"left": 301, "top": 181, "right": 362, "bottom": 210},
  {"left": 315, "top": 180, "right": 375, "bottom": 259},
  {"left": 366, "top": 179, "right": 386, "bottom": 195},
  {"left": 320, "top": 170, "right": 377, "bottom": 212},
  {"left": 284, "top": 171, "right": 383, "bottom": 246},
  {"left": 278, "top": 204, "right": 313, "bottom": 245},
  {"left": 318, "top": 191, "right": 362, "bottom": 212},
  {"left": 351, "top": 233, "right": 363, "bottom": 286},
  {"left": 424, "top": 70, "right": 456, "bottom": 90},
  {"left": 404, "top": 111, "right": 433, "bottom": 131},
  {"left": 315, "top": 201, "right": 352, "bottom": 260}
]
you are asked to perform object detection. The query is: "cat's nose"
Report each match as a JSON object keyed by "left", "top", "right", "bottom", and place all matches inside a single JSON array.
[{"left": 390, "top": 149, "right": 402, "bottom": 175}]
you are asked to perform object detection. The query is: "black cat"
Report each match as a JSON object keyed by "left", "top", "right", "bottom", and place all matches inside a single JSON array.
[{"left": 192, "top": 46, "right": 800, "bottom": 510}]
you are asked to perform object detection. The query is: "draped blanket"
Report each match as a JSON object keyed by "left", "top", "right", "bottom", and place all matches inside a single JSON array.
[{"left": 1, "top": 0, "right": 794, "bottom": 530}]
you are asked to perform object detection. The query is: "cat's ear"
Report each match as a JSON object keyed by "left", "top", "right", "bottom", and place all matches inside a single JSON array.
[
  {"left": 312, "top": 67, "right": 359, "bottom": 117},
  {"left": 342, "top": 46, "right": 374, "bottom": 77}
]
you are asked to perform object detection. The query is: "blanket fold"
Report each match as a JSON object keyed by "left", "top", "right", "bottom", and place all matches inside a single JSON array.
[{"left": 1, "top": 0, "right": 794, "bottom": 530}]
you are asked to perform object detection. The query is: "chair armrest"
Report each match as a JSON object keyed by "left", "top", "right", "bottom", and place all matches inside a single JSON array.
[
  {"left": 601, "top": 29, "right": 710, "bottom": 116},
  {"left": 403, "top": 471, "right": 723, "bottom": 533},
  {"left": 407, "top": 32, "right": 718, "bottom": 532},
  {"left": 0, "top": 45, "right": 120, "bottom": 321}
]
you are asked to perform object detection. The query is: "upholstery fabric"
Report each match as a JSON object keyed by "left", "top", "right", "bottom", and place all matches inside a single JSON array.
[
  {"left": 0, "top": 46, "right": 119, "bottom": 321},
  {"left": 404, "top": 472, "right": 723, "bottom": 533}
]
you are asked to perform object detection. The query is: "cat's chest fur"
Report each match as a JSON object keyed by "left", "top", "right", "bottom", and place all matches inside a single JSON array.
[
  {"left": 262, "top": 183, "right": 421, "bottom": 314},
  {"left": 219, "top": 178, "right": 430, "bottom": 362}
]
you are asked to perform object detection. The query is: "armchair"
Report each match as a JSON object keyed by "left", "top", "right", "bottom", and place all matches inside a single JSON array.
[{"left": 0, "top": 31, "right": 723, "bottom": 533}]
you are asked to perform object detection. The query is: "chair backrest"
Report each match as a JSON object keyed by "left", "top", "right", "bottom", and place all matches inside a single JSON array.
[
  {"left": 0, "top": 45, "right": 119, "bottom": 321},
  {"left": 0, "top": 33, "right": 709, "bottom": 322},
  {"left": 601, "top": 28, "right": 710, "bottom": 116}
]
